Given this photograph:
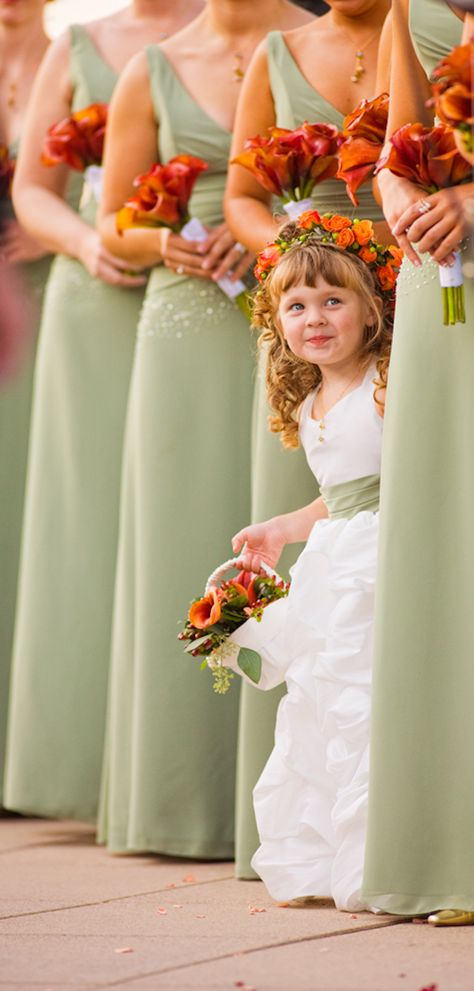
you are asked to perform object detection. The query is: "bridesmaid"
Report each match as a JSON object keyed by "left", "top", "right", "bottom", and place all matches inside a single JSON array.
[
  {"left": 225, "top": 0, "right": 391, "bottom": 877},
  {"left": 0, "top": 0, "right": 52, "bottom": 805},
  {"left": 362, "top": 0, "right": 474, "bottom": 924},
  {"left": 4, "top": 0, "right": 202, "bottom": 821},
  {"left": 97, "top": 0, "right": 312, "bottom": 858}
]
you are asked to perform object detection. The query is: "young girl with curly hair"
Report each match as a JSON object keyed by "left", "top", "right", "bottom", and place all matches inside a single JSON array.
[{"left": 229, "top": 213, "right": 399, "bottom": 912}]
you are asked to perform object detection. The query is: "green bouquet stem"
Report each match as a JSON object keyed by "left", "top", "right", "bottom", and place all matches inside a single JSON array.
[{"left": 440, "top": 251, "right": 466, "bottom": 326}]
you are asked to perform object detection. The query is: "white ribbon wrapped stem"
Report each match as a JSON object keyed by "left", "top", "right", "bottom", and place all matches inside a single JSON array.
[
  {"left": 282, "top": 197, "right": 314, "bottom": 222},
  {"left": 83, "top": 164, "right": 103, "bottom": 204},
  {"left": 180, "top": 217, "right": 246, "bottom": 300}
]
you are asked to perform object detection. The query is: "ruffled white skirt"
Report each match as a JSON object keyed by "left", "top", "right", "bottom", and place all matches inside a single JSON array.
[{"left": 250, "top": 511, "right": 378, "bottom": 911}]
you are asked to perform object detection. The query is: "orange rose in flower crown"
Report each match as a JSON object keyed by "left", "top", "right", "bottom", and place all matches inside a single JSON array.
[{"left": 232, "top": 121, "right": 342, "bottom": 220}]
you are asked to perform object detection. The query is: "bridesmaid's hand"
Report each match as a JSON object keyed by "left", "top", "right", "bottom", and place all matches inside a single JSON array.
[
  {"left": 79, "top": 229, "right": 147, "bottom": 287},
  {"left": 160, "top": 228, "right": 218, "bottom": 279},
  {"left": 378, "top": 171, "right": 427, "bottom": 267},
  {"left": 393, "top": 183, "right": 473, "bottom": 265},
  {"left": 1, "top": 220, "right": 48, "bottom": 265},
  {"left": 198, "top": 223, "right": 254, "bottom": 283},
  {"left": 232, "top": 520, "right": 287, "bottom": 573}
]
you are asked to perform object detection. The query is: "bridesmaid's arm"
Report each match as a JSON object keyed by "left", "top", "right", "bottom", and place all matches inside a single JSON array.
[
  {"left": 98, "top": 53, "right": 212, "bottom": 277},
  {"left": 224, "top": 43, "right": 282, "bottom": 254},
  {"left": 12, "top": 33, "right": 144, "bottom": 286}
]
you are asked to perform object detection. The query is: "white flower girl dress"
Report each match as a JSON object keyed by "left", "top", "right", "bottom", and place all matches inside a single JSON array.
[{"left": 231, "top": 363, "right": 382, "bottom": 911}]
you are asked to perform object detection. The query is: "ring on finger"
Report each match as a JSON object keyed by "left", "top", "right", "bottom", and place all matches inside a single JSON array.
[
  {"left": 176, "top": 264, "right": 185, "bottom": 275},
  {"left": 417, "top": 198, "right": 432, "bottom": 215},
  {"left": 234, "top": 242, "right": 246, "bottom": 255}
]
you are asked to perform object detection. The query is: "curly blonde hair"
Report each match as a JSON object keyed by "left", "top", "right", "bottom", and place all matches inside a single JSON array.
[{"left": 252, "top": 223, "right": 392, "bottom": 448}]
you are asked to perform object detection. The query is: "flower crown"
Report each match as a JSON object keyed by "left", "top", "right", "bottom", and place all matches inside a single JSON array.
[{"left": 254, "top": 210, "right": 403, "bottom": 302}]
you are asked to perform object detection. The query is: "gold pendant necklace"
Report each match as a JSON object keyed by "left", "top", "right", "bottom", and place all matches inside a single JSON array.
[
  {"left": 7, "top": 81, "right": 17, "bottom": 109},
  {"left": 315, "top": 369, "right": 362, "bottom": 443},
  {"left": 233, "top": 52, "right": 245, "bottom": 83},
  {"left": 335, "top": 25, "right": 381, "bottom": 84}
]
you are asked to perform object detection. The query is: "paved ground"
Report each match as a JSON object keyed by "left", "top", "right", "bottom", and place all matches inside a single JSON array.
[{"left": 0, "top": 818, "right": 472, "bottom": 991}]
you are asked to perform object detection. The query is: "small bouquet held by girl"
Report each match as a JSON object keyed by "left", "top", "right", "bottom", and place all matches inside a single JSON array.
[
  {"left": 182, "top": 211, "right": 401, "bottom": 912},
  {"left": 179, "top": 564, "right": 290, "bottom": 694}
]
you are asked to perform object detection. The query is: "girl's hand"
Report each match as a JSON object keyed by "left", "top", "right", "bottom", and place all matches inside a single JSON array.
[
  {"left": 232, "top": 519, "right": 288, "bottom": 573},
  {"left": 1, "top": 220, "right": 48, "bottom": 265},
  {"left": 79, "top": 229, "right": 147, "bottom": 287},
  {"left": 198, "top": 223, "right": 254, "bottom": 282},
  {"left": 393, "top": 183, "right": 473, "bottom": 265}
]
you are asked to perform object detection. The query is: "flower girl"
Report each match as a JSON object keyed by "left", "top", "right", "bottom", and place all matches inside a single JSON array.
[{"left": 230, "top": 212, "right": 400, "bottom": 912}]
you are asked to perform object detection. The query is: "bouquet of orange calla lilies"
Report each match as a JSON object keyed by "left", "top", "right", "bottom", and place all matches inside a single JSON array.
[
  {"left": 117, "top": 154, "right": 251, "bottom": 312},
  {"left": 41, "top": 103, "right": 107, "bottom": 171},
  {"left": 376, "top": 122, "right": 471, "bottom": 325},
  {"left": 336, "top": 92, "right": 389, "bottom": 207},
  {"left": 179, "top": 564, "right": 289, "bottom": 694},
  {"left": 116, "top": 154, "right": 208, "bottom": 234},
  {"left": 41, "top": 103, "right": 108, "bottom": 202},
  {"left": 0, "top": 144, "right": 15, "bottom": 201},
  {"left": 232, "top": 121, "right": 342, "bottom": 220},
  {"left": 431, "top": 42, "right": 474, "bottom": 166}
]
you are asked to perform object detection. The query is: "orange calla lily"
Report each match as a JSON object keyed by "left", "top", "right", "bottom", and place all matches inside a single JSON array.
[
  {"left": 0, "top": 144, "right": 15, "bottom": 200},
  {"left": 375, "top": 122, "right": 471, "bottom": 191},
  {"left": 232, "top": 122, "right": 341, "bottom": 200},
  {"left": 337, "top": 93, "right": 389, "bottom": 206},
  {"left": 41, "top": 103, "right": 108, "bottom": 171},
  {"left": 188, "top": 587, "right": 222, "bottom": 629},
  {"left": 116, "top": 155, "right": 208, "bottom": 235}
]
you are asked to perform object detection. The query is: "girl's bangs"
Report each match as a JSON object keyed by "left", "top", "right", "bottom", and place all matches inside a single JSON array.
[{"left": 269, "top": 242, "right": 365, "bottom": 301}]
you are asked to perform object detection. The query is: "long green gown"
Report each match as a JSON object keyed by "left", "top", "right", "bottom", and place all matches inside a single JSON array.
[
  {"left": 0, "top": 144, "right": 51, "bottom": 806},
  {"left": 97, "top": 47, "right": 254, "bottom": 858},
  {"left": 235, "top": 30, "right": 386, "bottom": 878},
  {"left": 362, "top": 1, "right": 471, "bottom": 915},
  {"left": 4, "top": 25, "right": 147, "bottom": 821}
]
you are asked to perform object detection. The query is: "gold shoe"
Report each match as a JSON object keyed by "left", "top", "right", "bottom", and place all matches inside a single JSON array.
[{"left": 428, "top": 909, "right": 474, "bottom": 926}]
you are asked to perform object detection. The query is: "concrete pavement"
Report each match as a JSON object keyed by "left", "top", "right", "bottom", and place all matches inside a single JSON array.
[{"left": 0, "top": 817, "right": 472, "bottom": 991}]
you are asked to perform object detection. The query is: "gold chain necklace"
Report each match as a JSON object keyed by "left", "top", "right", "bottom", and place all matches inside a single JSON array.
[
  {"left": 314, "top": 369, "right": 362, "bottom": 443},
  {"left": 336, "top": 25, "right": 381, "bottom": 83}
]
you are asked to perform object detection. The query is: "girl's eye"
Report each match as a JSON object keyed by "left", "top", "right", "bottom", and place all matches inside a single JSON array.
[
  {"left": 288, "top": 302, "right": 304, "bottom": 311},
  {"left": 326, "top": 296, "right": 342, "bottom": 307}
]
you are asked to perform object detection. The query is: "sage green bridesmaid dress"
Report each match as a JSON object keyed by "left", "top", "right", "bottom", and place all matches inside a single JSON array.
[
  {"left": 97, "top": 47, "right": 254, "bottom": 858},
  {"left": 235, "top": 30, "right": 387, "bottom": 878},
  {"left": 362, "top": 1, "right": 472, "bottom": 915},
  {"left": 4, "top": 25, "right": 146, "bottom": 821},
  {"left": 0, "top": 143, "right": 51, "bottom": 805}
]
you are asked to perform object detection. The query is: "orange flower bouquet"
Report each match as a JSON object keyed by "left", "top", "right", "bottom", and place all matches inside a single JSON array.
[
  {"left": 117, "top": 155, "right": 250, "bottom": 309},
  {"left": 232, "top": 121, "right": 342, "bottom": 220},
  {"left": 376, "top": 122, "right": 471, "bottom": 325},
  {"left": 431, "top": 42, "right": 474, "bottom": 166},
  {"left": 336, "top": 93, "right": 389, "bottom": 206},
  {"left": 41, "top": 103, "right": 108, "bottom": 201},
  {"left": 0, "top": 144, "right": 15, "bottom": 202},
  {"left": 178, "top": 559, "right": 289, "bottom": 694}
]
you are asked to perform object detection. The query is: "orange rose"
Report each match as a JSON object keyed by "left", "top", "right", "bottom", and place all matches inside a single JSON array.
[
  {"left": 352, "top": 220, "right": 374, "bottom": 245},
  {"left": 298, "top": 209, "right": 321, "bottom": 229},
  {"left": 388, "top": 245, "right": 404, "bottom": 267},
  {"left": 335, "top": 228, "right": 356, "bottom": 248},
  {"left": 189, "top": 587, "right": 222, "bottom": 629},
  {"left": 322, "top": 214, "right": 352, "bottom": 232},
  {"left": 359, "top": 245, "right": 377, "bottom": 264},
  {"left": 377, "top": 263, "right": 397, "bottom": 291}
]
